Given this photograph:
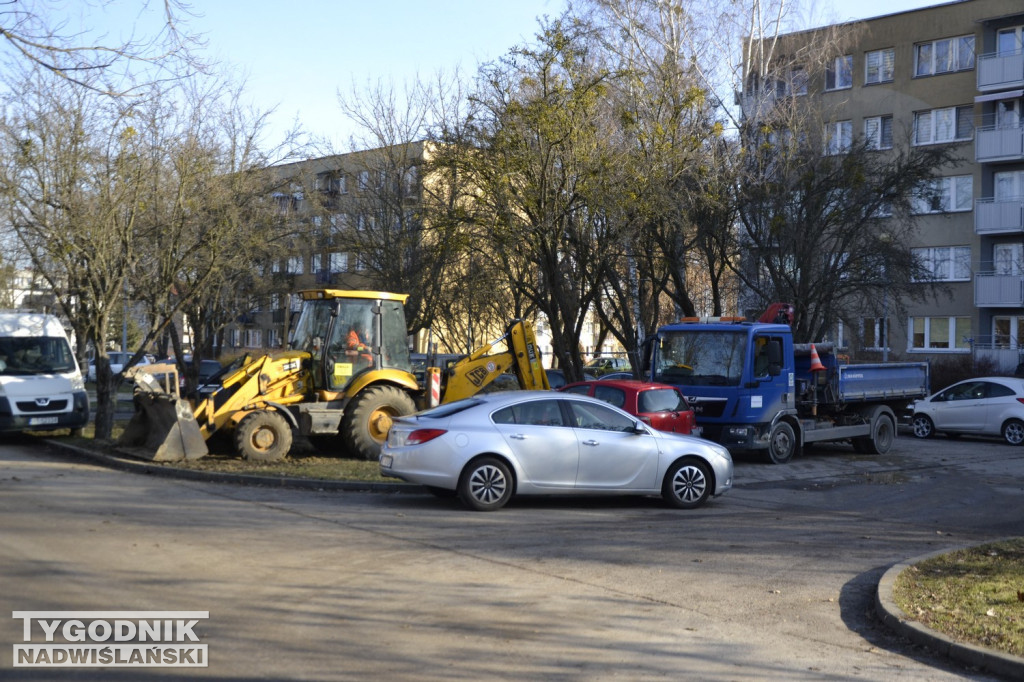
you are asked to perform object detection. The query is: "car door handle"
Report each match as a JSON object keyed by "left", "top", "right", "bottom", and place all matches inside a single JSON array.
[
  {"left": 509, "top": 434, "right": 526, "bottom": 440},
  {"left": 582, "top": 440, "right": 599, "bottom": 446}
]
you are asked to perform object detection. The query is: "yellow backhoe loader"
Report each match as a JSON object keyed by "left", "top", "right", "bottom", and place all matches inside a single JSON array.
[{"left": 119, "top": 289, "right": 549, "bottom": 462}]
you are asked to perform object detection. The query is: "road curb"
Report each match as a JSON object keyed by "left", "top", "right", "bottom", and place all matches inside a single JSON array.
[
  {"left": 876, "top": 541, "right": 1024, "bottom": 680},
  {"left": 43, "top": 439, "right": 418, "bottom": 494}
]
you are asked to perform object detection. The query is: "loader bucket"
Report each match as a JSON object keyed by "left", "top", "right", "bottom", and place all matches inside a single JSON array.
[{"left": 116, "top": 388, "right": 208, "bottom": 462}]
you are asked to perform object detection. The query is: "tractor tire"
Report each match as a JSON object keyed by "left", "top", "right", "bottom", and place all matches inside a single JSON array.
[
  {"left": 341, "top": 385, "right": 416, "bottom": 460},
  {"left": 235, "top": 410, "right": 293, "bottom": 462}
]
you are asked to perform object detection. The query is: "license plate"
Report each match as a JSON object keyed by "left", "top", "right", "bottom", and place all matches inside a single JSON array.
[
  {"left": 379, "top": 454, "right": 393, "bottom": 468},
  {"left": 28, "top": 417, "right": 59, "bottom": 426}
]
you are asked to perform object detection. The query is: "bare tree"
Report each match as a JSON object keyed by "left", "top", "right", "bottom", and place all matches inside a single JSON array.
[
  {"left": 0, "top": 0, "right": 206, "bottom": 94},
  {"left": 450, "top": 16, "right": 634, "bottom": 378}
]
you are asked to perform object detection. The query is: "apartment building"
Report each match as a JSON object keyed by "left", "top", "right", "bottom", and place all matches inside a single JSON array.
[{"left": 742, "top": 0, "right": 1024, "bottom": 371}]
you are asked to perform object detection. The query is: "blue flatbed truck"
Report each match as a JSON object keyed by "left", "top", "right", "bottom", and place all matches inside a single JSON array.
[{"left": 644, "top": 318, "right": 930, "bottom": 463}]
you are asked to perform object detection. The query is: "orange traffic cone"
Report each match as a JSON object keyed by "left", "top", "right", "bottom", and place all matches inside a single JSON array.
[{"left": 809, "top": 344, "right": 826, "bottom": 372}]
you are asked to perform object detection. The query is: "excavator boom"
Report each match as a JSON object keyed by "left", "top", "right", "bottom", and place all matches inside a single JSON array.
[{"left": 440, "top": 319, "right": 549, "bottom": 403}]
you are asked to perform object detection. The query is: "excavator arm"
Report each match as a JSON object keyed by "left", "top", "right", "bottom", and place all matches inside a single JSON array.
[{"left": 440, "top": 319, "right": 549, "bottom": 403}]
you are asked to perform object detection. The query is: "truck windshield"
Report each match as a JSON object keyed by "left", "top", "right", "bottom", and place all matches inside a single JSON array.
[
  {"left": 0, "top": 337, "right": 77, "bottom": 375},
  {"left": 655, "top": 330, "right": 747, "bottom": 386}
]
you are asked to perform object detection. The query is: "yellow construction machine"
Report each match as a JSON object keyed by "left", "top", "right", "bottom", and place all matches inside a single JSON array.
[{"left": 119, "top": 289, "right": 549, "bottom": 462}]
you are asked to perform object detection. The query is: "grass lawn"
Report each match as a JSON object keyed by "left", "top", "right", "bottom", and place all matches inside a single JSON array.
[{"left": 893, "top": 539, "right": 1024, "bottom": 658}]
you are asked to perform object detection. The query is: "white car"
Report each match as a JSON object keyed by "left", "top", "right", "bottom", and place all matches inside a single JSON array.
[
  {"left": 380, "top": 390, "right": 733, "bottom": 511},
  {"left": 86, "top": 351, "right": 152, "bottom": 383},
  {"left": 910, "top": 376, "right": 1024, "bottom": 445}
]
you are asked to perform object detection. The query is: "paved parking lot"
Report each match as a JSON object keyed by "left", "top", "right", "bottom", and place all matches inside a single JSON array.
[{"left": 0, "top": 431, "right": 1021, "bottom": 680}]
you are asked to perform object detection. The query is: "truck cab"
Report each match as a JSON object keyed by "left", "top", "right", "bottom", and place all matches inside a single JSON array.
[{"left": 650, "top": 321, "right": 794, "bottom": 451}]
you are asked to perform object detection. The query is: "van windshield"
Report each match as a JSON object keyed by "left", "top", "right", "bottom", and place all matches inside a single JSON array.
[{"left": 0, "top": 337, "right": 77, "bottom": 375}]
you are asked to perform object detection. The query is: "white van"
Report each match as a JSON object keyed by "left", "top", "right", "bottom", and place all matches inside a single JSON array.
[{"left": 0, "top": 313, "right": 89, "bottom": 434}]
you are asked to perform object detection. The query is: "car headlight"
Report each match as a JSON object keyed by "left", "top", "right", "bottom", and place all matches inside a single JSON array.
[{"left": 70, "top": 373, "right": 85, "bottom": 391}]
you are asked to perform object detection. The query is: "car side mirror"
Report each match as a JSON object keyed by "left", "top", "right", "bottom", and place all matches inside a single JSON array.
[{"left": 632, "top": 420, "right": 648, "bottom": 434}]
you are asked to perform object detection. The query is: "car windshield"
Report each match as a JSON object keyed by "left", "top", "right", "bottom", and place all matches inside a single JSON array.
[
  {"left": 656, "top": 330, "right": 746, "bottom": 386},
  {"left": 638, "top": 388, "right": 687, "bottom": 412},
  {"left": 0, "top": 336, "right": 77, "bottom": 375}
]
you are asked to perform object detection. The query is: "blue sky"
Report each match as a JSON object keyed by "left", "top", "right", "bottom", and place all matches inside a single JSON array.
[{"left": 91, "top": 0, "right": 943, "bottom": 148}]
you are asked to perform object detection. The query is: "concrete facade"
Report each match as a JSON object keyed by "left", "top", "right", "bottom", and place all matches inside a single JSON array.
[{"left": 746, "top": 0, "right": 1024, "bottom": 371}]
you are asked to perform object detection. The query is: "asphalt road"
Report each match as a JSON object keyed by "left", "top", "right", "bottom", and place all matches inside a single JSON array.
[{"left": 1, "top": 432, "right": 1022, "bottom": 680}]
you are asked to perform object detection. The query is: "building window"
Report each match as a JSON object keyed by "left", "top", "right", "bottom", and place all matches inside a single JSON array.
[
  {"left": 327, "top": 251, "right": 348, "bottom": 273},
  {"left": 825, "top": 55, "right": 853, "bottom": 91},
  {"left": 913, "top": 105, "right": 973, "bottom": 145},
  {"left": 244, "top": 329, "right": 262, "bottom": 347},
  {"left": 285, "top": 256, "right": 304, "bottom": 275},
  {"left": 912, "top": 246, "right": 971, "bottom": 281},
  {"left": 864, "top": 48, "right": 894, "bottom": 84},
  {"left": 912, "top": 175, "right": 973, "bottom": 214},
  {"left": 358, "top": 170, "right": 369, "bottom": 191},
  {"left": 403, "top": 166, "right": 419, "bottom": 197},
  {"left": 824, "top": 120, "right": 852, "bottom": 155},
  {"left": 864, "top": 115, "right": 893, "bottom": 150},
  {"left": 862, "top": 317, "right": 888, "bottom": 351},
  {"left": 993, "top": 315, "right": 1024, "bottom": 349},
  {"left": 914, "top": 35, "right": 974, "bottom": 77},
  {"left": 910, "top": 316, "right": 971, "bottom": 351},
  {"left": 994, "top": 243, "right": 1024, "bottom": 276}
]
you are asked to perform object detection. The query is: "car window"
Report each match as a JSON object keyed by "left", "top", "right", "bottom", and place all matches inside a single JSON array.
[
  {"left": 940, "top": 382, "right": 984, "bottom": 401},
  {"left": 593, "top": 385, "right": 626, "bottom": 408},
  {"left": 638, "top": 388, "right": 687, "bottom": 413},
  {"left": 492, "top": 399, "right": 566, "bottom": 426},
  {"left": 420, "top": 398, "right": 485, "bottom": 419},
  {"left": 984, "top": 382, "right": 1016, "bottom": 399},
  {"left": 563, "top": 385, "right": 591, "bottom": 396},
  {"left": 567, "top": 400, "right": 636, "bottom": 432}
]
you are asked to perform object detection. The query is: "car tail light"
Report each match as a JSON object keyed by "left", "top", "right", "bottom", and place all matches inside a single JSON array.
[
  {"left": 406, "top": 428, "right": 447, "bottom": 445},
  {"left": 1017, "top": 398, "right": 1024, "bottom": 406}
]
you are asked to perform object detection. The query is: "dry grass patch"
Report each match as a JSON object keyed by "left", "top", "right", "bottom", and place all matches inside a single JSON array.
[{"left": 893, "top": 539, "right": 1024, "bottom": 658}]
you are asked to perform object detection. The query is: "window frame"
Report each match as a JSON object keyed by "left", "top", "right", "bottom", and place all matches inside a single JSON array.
[
  {"left": 864, "top": 48, "right": 895, "bottom": 84},
  {"left": 864, "top": 115, "right": 893, "bottom": 150},
  {"left": 913, "top": 105, "right": 974, "bottom": 146},
  {"left": 912, "top": 245, "right": 972, "bottom": 281},
  {"left": 825, "top": 55, "right": 853, "bottom": 91},
  {"left": 912, "top": 175, "right": 973, "bottom": 214},
  {"left": 909, "top": 316, "right": 972, "bottom": 352},
  {"left": 914, "top": 35, "right": 974, "bottom": 77}
]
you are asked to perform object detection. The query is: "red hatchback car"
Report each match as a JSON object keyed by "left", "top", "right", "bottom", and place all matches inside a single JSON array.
[{"left": 560, "top": 379, "right": 699, "bottom": 436}]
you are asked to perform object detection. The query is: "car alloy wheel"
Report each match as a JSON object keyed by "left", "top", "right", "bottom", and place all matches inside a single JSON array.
[
  {"left": 1002, "top": 419, "right": 1024, "bottom": 446},
  {"left": 458, "top": 457, "right": 513, "bottom": 511},
  {"left": 911, "top": 414, "right": 934, "bottom": 439},
  {"left": 662, "top": 459, "right": 711, "bottom": 509}
]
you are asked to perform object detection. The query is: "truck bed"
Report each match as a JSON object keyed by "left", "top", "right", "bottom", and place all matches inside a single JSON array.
[{"left": 835, "top": 362, "right": 929, "bottom": 402}]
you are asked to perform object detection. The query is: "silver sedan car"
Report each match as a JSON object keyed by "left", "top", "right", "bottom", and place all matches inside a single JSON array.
[{"left": 380, "top": 391, "right": 733, "bottom": 511}]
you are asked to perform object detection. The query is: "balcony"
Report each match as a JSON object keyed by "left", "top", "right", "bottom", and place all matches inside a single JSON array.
[
  {"left": 975, "top": 124, "right": 1024, "bottom": 163},
  {"left": 978, "top": 50, "right": 1024, "bottom": 91},
  {"left": 975, "top": 272, "right": 1024, "bottom": 306},
  {"left": 975, "top": 197, "right": 1024, "bottom": 234}
]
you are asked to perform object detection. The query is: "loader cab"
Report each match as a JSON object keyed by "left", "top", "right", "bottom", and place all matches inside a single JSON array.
[{"left": 290, "top": 290, "right": 413, "bottom": 393}]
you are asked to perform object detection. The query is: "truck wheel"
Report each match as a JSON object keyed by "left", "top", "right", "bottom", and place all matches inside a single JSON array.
[
  {"left": 342, "top": 385, "right": 416, "bottom": 460},
  {"left": 1002, "top": 419, "right": 1024, "bottom": 446},
  {"left": 860, "top": 413, "right": 895, "bottom": 455},
  {"left": 235, "top": 410, "right": 293, "bottom": 462},
  {"left": 767, "top": 422, "right": 795, "bottom": 464}
]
